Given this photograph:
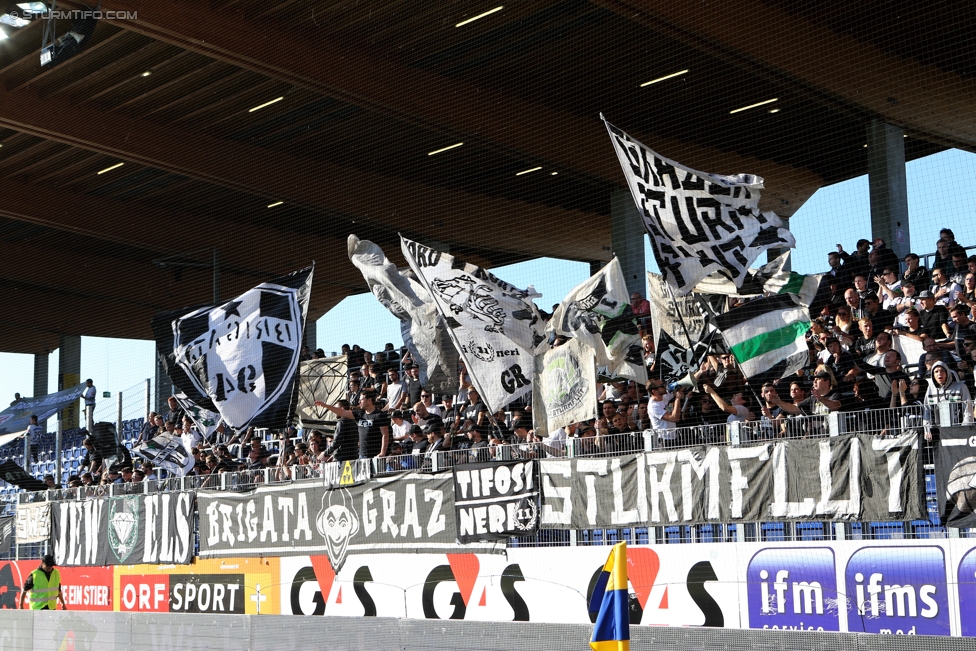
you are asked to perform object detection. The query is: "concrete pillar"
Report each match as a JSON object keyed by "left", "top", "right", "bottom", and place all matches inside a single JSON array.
[
  {"left": 33, "top": 352, "right": 48, "bottom": 398},
  {"left": 154, "top": 353, "right": 174, "bottom": 415},
  {"left": 610, "top": 189, "right": 647, "bottom": 297},
  {"left": 867, "top": 120, "right": 910, "bottom": 260},
  {"left": 58, "top": 335, "right": 81, "bottom": 429}
]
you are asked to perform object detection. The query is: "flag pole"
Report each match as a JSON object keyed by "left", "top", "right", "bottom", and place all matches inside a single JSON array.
[{"left": 662, "top": 281, "right": 696, "bottom": 349}]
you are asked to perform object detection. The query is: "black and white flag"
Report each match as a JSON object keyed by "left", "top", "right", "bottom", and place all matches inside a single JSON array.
[
  {"left": 656, "top": 330, "right": 712, "bottom": 385},
  {"left": 401, "top": 237, "right": 546, "bottom": 413},
  {"left": 605, "top": 118, "right": 795, "bottom": 296},
  {"left": 348, "top": 235, "right": 459, "bottom": 395},
  {"left": 453, "top": 461, "right": 540, "bottom": 543},
  {"left": 532, "top": 338, "right": 597, "bottom": 435},
  {"left": 52, "top": 492, "right": 195, "bottom": 566},
  {"left": 133, "top": 432, "right": 195, "bottom": 477},
  {"left": 153, "top": 266, "right": 313, "bottom": 430},
  {"left": 0, "top": 460, "right": 47, "bottom": 492},
  {"left": 550, "top": 258, "right": 645, "bottom": 383},
  {"left": 174, "top": 392, "right": 221, "bottom": 440},
  {"left": 935, "top": 427, "right": 976, "bottom": 528},
  {"left": 647, "top": 271, "right": 711, "bottom": 350}
]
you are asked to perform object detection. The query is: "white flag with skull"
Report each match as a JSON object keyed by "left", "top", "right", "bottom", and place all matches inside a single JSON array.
[
  {"left": 153, "top": 266, "right": 313, "bottom": 430},
  {"left": 401, "top": 236, "right": 546, "bottom": 413},
  {"left": 347, "top": 235, "right": 459, "bottom": 395},
  {"left": 604, "top": 117, "right": 795, "bottom": 296}
]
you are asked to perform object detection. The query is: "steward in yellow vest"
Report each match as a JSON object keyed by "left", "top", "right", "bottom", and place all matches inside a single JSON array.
[{"left": 19, "top": 555, "right": 67, "bottom": 610}]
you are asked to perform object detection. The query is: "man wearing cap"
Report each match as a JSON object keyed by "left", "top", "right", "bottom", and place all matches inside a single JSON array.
[
  {"left": 20, "top": 555, "right": 66, "bottom": 610},
  {"left": 917, "top": 291, "right": 951, "bottom": 339}
]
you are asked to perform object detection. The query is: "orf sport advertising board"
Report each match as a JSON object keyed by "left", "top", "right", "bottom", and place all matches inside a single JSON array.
[{"left": 114, "top": 557, "right": 280, "bottom": 614}]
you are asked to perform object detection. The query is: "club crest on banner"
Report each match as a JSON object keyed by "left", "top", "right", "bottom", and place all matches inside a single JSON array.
[
  {"left": 315, "top": 489, "right": 360, "bottom": 572},
  {"left": 543, "top": 348, "right": 589, "bottom": 419},
  {"left": 108, "top": 496, "right": 140, "bottom": 563},
  {"left": 172, "top": 280, "right": 305, "bottom": 428}
]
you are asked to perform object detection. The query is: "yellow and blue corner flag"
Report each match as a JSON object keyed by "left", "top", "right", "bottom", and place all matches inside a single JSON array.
[{"left": 589, "top": 541, "right": 629, "bottom": 651}]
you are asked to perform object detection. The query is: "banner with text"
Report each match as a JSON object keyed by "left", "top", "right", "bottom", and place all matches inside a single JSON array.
[
  {"left": 15, "top": 501, "right": 50, "bottom": 543},
  {"left": 540, "top": 433, "right": 925, "bottom": 528},
  {"left": 453, "top": 460, "right": 539, "bottom": 543},
  {"left": 51, "top": 492, "right": 195, "bottom": 566},
  {"left": 197, "top": 473, "right": 503, "bottom": 573}
]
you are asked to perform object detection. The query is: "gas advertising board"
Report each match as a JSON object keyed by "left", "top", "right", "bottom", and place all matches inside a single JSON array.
[
  {"left": 114, "top": 557, "right": 280, "bottom": 614},
  {"left": 276, "top": 540, "right": 976, "bottom": 637}
]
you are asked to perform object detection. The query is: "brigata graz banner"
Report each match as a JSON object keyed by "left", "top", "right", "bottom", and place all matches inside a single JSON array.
[
  {"left": 51, "top": 492, "right": 195, "bottom": 566},
  {"left": 541, "top": 433, "right": 925, "bottom": 528},
  {"left": 197, "top": 472, "right": 504, "bottom": 573}
]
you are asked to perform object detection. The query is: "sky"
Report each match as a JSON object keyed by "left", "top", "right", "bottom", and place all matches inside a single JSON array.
[{"left": 2, "top": 148, "right": 974, "bottom": 422}]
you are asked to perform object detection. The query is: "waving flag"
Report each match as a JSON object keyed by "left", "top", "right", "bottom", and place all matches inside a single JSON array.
[
  {"left": 604, "top": 117, "right": 794, "bottom": 296},
  {"left": 133, "top": 432, "right": 195, "bottom": 477},
  {"left": 153, "top": 266, "right": 313, "bottom": 430},
  {"left": 763, "top": 270, "right": 823, "bottom": 307},
  {"left": 589, "top": 541, "right": 630, "bottom": 651},
  {"left": 551, "top": 258, "right": 645, "bottom": 382},
  {"left": 713, "top": 294, "right": 812, "bottom": 386},
  {"left": 348, "top": 235, "right": 459, "bottom": 395},
  {"left": 401, "top": 236, "right": 545, "bottom": 413}
]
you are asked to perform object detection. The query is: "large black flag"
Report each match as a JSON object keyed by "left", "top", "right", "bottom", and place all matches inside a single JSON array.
[
  {"left": 153, "top": 266, "right": 314, "bottom": 430},
  {"left": 0, "top": 460, "right": 47, "bottom": 491},
  {"left": 935, "top": 426, "right": 976, "bottom": 528}
]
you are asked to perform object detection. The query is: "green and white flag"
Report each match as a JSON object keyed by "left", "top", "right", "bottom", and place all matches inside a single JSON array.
[
  {"left": 763, "top": 270, "right": 823, "bottom": 307},
  {"left": 713, "top": 295, "right": 811, "bottom": 385}
]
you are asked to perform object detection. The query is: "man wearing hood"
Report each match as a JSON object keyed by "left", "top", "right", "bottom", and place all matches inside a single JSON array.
[{"left": 923, "top": 361, "right": 973, "bottom": 439}]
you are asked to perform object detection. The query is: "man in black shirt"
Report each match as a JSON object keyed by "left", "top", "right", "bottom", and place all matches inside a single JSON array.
[
  {"left": 859, "top": 350, "right": 910, "bottom": 399},
  {"left": 323, "top": 400, "right": 359, "bottom": 462},
  {"left": 462, "top": 389, "right": 487, "bottom": 427},
  {"left": 316, "top": 389, "right": 390, "bottom": 459},
  {"left": 917, "top": 292, "right": 950, "bottom": 339}
]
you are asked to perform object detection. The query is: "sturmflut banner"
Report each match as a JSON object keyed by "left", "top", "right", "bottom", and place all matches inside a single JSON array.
[
  {"left": 540, "top": 433, "right": 925, "bottom": 528},
  {"left": 532, "top": 337, "right": 597, "bottom": 434},
  {"left": 52, "top": 492, "right": 195, "bottom": 566},
  {"left": 453, "top": 461, "right": 540, "bottom": 543},
  {"left": 605, "top": 118, "right": 795, "bottom": 296},
  {"left": 198, "top": 473, "right": 504, "bottom": 573}
]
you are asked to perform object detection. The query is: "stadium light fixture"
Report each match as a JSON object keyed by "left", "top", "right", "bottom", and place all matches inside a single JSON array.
[
  {"left": 97, "top": 162, "right": 124, "bottom": 175},
  {"left": 768, "top": 108, "right": 780, "bottom": 114},
  {"left": 267, "top": 201, "right": 283, "bottom": 208},
  {"left": 729, "top": 98, "right": 778, "bottom": 114},
  {"left": 0, "top": 27, "right": 8, "bottom": 39},
  {"left": 516, "top": 166, "right": 542, "bottom": 176},
  {"left": 640, "top": 69, "right": 688, "bottom": 87},
  {"left": 428, "top": 142, "right": 464, "bottom": 156},
  {"left": 455, "top": 6, "right": 503, "bottom": 27},
  {"left": 248, "top": 97, "right": 283, "bottom": 113},
  {"left": 141, "top": 70, "right": 151, "bottom": 77}
]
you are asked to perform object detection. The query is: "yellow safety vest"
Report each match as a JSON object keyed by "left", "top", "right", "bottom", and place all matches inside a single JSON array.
[{"left": 28, "top": 568, "right": 61, "bottom": 610}]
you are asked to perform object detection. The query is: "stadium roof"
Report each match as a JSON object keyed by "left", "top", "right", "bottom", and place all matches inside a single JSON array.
[{"left": 0, "top": 0, "right": 972, "bottom": 353}]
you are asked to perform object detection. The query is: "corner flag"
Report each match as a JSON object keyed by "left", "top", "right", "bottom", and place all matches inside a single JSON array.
[{"left": 588, "top": 541, "right": 630, "bottom": 651}]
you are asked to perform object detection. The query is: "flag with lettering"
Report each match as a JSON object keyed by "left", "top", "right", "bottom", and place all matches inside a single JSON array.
[
  {"left": 348, "top": 235, "right": 459, "bottom": 395},
  {"left": 401, "top": 236, "right": 545, "bottom": 413},
  {"left": 604, "top": 117, "right": 795, "bottom": 296},
  {"left": 152, "top": 266, "right": 313, "bottom": 429},
  {"left": 133, "top": 431, "right": 195, "bottom": 477}
]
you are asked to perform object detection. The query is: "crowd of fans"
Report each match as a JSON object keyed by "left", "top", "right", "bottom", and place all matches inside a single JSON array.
[{"left": 30, "top": 233, "right": 976, "bottom": 490}]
